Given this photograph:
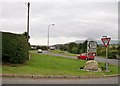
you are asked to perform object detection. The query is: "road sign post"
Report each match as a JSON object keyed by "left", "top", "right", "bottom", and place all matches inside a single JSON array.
[
  {"left": 101, "top": 36, "right": 111, "bottom": 72},
  {"left": 87, "top": 41, "right": 97, "bottom": 60},
  {"left": 106, "top": 46, "right": 108, "bottom": 71}
]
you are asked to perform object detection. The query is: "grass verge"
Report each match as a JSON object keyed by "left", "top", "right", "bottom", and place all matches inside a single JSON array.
[
  {"left": 2, "top": 52, "right": 119, "bottom": 76},
  {"left": 49, "top": 50, "right": 78, "bottom": 56}
]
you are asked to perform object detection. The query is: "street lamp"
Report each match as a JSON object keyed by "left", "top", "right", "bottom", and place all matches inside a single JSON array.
[{"left": 47, "top": 24, "right": 55, "bottom": 52}]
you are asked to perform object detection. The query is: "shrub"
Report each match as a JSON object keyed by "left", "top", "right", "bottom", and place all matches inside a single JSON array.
[
  {"left": 2, "top": 32, "right": 30, "bottom": 64},
  {"left": 108, "top": 55, "right": 117, "bottom": 59},
  {"left": 0, "top": 32, "right": 1, "bottom": 49},
  {"left": 108, "top": 51, "right": 117, "bottom": 59}
]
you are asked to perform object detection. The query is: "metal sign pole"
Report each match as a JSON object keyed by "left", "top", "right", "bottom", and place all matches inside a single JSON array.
[
  {"left": 106, "top": 46, "right": 108, "bottom": 71},
  {"left": 87, "top": 41, "right": 89, "bottom": 60},
  {"left": 101, "top": 36, "right": 111, "bottom": 72},
  {"left": 87, "top": 41, "right": 97, "bottom": 60}
]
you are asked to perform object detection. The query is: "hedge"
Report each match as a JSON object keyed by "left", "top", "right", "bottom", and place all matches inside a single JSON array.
[
  {"left": 2, "top": 32, "right": 30, "bottom": 64},
  {"left": 0, "top": 32, "right": 2, "bottom": 64}
]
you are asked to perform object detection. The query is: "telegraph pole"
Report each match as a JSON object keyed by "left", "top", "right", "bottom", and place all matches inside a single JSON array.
[{"left": 27, "top": 2, "right": 30, "bottom": 41}]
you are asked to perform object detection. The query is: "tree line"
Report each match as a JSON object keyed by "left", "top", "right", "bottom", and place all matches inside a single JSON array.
[
  {"left": 31, "top": 40, "right": 88, "bottom": 54},
  {"left": 54, "top": 40, "right": 88, "bottom": 54},
  {"left": 31, "top": 40, "right": 119, "bottom": 59}
]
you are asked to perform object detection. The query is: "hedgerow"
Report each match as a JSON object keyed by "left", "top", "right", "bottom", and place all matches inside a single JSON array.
[{"left": 2, "top": 32, "right": 30, "bottom": 64}]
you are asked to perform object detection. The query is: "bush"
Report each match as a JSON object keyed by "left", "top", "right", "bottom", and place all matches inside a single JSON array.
[
  {"left": 0, "top": 32, "right": 1, "bottom": 49},
  {"left": 108, "top": 50, "right": 117, "bottom": 59},
  {"left": 71, "top": 47, "right": 78, "bottom": 54},
  {"left": 2, "top": 32, "right": 30, "bottom": 64},
  {"left": 108, "top": 52, "right": 117, "bottom": 59},
  {"left": 97, "top": 49, "right": 106, "bottom": 57}
]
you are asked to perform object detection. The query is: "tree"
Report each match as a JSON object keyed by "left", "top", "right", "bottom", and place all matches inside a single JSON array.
[
  {"left": 117, "top": 45, "right": 120, "bottom": 56},
  {"left": 71, "top": 47, "right": 78, "bottom": 54},
  {"left": 22, "top": 32, "right": 30, "bottom": 39},
  {"left": 77, "top": 43, "right": 83, "bottom": 54},
  {"left": 68, "top": 42, "right": 78, "bottom": 53},
  {"left": 81, "top": 40, "right": 88, "bottom": 53}
]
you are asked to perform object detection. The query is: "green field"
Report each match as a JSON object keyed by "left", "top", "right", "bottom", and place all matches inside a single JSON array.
[
  {"left": 2, "top": 52, "right": 119, "bottom": 76},
  {"left": 49, "top": 50, "right": 78, "bottom": 56}
]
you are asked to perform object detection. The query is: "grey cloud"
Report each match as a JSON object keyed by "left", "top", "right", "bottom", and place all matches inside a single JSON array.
[{"left": 1, "top": 1, "right": 118, "bottom": 45}]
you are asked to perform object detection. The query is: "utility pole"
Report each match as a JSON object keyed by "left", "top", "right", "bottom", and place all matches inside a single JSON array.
[{"left": 27, "top": 2, "right": 30, "bottom": 41}]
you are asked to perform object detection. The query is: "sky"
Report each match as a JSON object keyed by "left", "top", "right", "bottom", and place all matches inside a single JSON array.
[{"left": 1, "top": 0, "right": 119, "bottom": 45}]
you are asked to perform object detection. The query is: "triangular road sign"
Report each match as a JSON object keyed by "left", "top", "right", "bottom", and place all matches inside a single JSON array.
[{"left": 101, "top": 38, "right": 111, "bottom": 47}]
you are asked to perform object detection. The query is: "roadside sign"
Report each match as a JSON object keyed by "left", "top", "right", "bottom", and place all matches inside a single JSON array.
[
  {"left": 87, "top": 41, "right": 97, "bottom": 53},
  {"left": 101, "top": 36, "right": 111, "bottom": 72},
  {"left": 101, "top": 38, "right": 111, "bottom": 47}
]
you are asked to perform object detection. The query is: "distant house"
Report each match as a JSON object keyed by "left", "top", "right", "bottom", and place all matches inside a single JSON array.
[
  {"left": 31, "top": 46, "right": 36, "bottom": 50},
  {"left": 50, "top": 46, "right": 56, "bottom": 50}
]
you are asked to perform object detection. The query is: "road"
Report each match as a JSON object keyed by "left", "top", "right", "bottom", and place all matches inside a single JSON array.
[
  {"left": 95, "top": 56, "right": 119, "bottom": 66},
  {"left": 2, "top": 77, "right": 119, "bottom": 84},
  {"left": 42, "top": 51, "right": 119, "bottom": 66}
]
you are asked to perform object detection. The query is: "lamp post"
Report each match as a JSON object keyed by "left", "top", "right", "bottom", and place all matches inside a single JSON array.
[
  {"left": 101, "top": 36, "right": 111, "bottom": 72},
  {"left": 47, "top": 24, "right": 54, "bottom": 53}
]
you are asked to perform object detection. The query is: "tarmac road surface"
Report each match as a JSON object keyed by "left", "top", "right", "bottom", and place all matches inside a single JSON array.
[
  {"left": 42, "top": 50, "right": 119, "bottom": 66},
  {"left": 2, "top": 77, "right": 119, "bottom": 84}
]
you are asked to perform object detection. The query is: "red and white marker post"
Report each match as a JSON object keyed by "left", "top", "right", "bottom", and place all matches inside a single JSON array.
[{"left": 101, "top": 36, "right": 111, "bottom": 72}]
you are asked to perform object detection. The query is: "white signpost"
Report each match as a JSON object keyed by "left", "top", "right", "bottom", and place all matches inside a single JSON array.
[{"left": 87, "top": 41, "right": 97, "bottom": 54}]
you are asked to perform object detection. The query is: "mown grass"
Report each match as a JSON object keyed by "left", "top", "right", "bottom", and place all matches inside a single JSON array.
[
  {"left": 49, "top": 50, "right": 78, "bottom": 56},
  {"left": 2, "top": 52, "right": 119, "bottom": 76},
  {"left": 0, "top": 66, "right": 2, "bottom": 73}
]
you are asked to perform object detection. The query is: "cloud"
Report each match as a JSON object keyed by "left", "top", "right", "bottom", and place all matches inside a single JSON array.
[{"left": 1, "top": 1, "right": 118, "bottom": 45}]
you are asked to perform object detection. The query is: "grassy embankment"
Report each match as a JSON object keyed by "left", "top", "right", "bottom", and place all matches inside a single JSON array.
[{"left": 2, "top": 52, "right": 119, "bottom": 76}]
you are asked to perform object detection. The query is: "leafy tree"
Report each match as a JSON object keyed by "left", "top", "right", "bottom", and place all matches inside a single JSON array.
[
  {"left": 82, "top": 40, "right": 88, "bottom": 53},
  {"left": 68, "top": 42, "right": 78, "bottom": 53},
  {"left": 77, "top": 43, "right": 83, "bottom": 54},
  {"left": 36, "top": 46, "right": 41, "bottom": 50},
  {"left": 22, "top": 32, "right": 30, "bottom": 40},
  {"left": 71, "top": 47, "right": 78, "bottom": 54}
]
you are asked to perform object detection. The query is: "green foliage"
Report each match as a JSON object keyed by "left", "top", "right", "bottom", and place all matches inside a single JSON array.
[
  {"left": 67, "top": 40, "right": 87, "bottom": 54},
  {"left": 117, "top": 45, "right": 120, "bottom": 56},
  {"left": 35, "top": 45, "right": 47, "bottom": 50},
  {"left": 97, "top": 45, "right": 119, "bottom": 59},
  {"left": 97, "top": 47, "right": 106, "bottom": 57},
  {"left": 71, "top": 47, "right": 78, "bottom": 54},
  {"left": 77, "top": 43, "right": 83, "bottom": 53},
  {"left": 2, "top": 32, "right": 30, "bottom": 64},
  {"left": 108, "top": 50, "right": 118, "bottom": 59},
  {"left": 0, "top": 32, "right": 1, "bottom": 50},
  {"left": 99, "top": 63, "right": 106, "bottom": 71},
  {"left": 82, "top": 40, "right": 88, "bottom": 53},
  {"left": 56, "top": 40, "right": 118, "bottom": 60},
  {"left": 56, "top": 40, "right": 88, "bottom": 54},
  {"left": 68, "top": 42, "right": 78, "bottom": 53},
  {"left": 22, "top": 32, "right": 28, "bottom": 37},
  {"left": 0, "top": 32, "right": 2, "bottom": 64},
  {"left": 22, "top": 32, "right": 30, "bottom": 40}
]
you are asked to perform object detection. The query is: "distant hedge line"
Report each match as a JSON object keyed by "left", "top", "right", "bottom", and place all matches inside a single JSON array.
[{"left": 2, "top": 32, "right": 30, "bottom": 64}]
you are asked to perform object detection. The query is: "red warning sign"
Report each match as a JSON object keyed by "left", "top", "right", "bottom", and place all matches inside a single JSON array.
[{"left": 101, "top": 38, "right": 111, "bottom": 47}]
